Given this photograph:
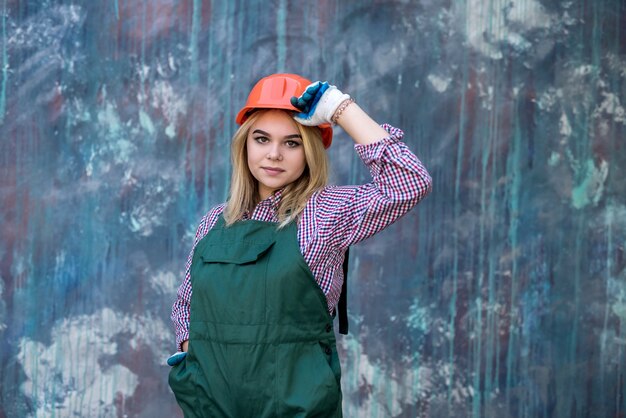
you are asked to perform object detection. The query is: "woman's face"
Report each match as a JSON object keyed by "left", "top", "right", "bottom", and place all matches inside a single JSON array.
[{"left": 246, "top": 110, "right": 307, "bottom": 200}]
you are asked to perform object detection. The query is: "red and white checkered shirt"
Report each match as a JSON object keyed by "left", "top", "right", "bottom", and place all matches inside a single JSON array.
[{"left": 171, "top": 124, "right": 432, "bottom": 350}]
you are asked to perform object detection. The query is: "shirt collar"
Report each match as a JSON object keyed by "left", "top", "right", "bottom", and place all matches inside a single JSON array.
[
  {"left": 257, "top": 188, "right": 284, "bottom": 209},
  {"left": 243, "top": 188, "right": 283, "bottom": 220}
]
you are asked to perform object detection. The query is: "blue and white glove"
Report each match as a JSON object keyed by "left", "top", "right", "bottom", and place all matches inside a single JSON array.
[
  {"left": 166, "top": 351, "right": 187, "bottom": 366},
  {"left": 291, "top": 81, "right": 350, "bottom": 126}
]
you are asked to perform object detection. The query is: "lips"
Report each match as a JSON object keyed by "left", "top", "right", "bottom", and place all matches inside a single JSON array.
[{"left": 261, "top": 167, "right": 285, "bottom": 174}]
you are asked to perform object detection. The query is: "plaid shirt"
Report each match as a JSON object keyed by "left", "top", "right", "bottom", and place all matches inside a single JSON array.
[{"left": 171, "top": 124, "right": 432, "bottom": 350}]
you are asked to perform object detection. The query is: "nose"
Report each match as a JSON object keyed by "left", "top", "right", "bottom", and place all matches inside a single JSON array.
[{"left": 266, "top": 144, "right": 283, "bottom": 161}]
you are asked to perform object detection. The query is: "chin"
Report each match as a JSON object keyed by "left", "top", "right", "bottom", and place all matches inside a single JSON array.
[{"left": 267, "top": 182, "right": 288, "bottom": 190}]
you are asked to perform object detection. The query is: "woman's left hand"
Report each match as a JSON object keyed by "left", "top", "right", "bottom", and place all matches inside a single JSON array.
[{"left": 291, "top": 81, "right": 350, "bottom": 126}]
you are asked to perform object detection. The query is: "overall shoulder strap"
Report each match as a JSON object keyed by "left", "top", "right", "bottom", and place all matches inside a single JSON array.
[{"left": 338, "top": 248, "right": 349, "bottom": 335}]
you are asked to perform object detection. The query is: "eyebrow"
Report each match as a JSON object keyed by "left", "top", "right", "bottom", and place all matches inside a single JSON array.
[{"left": 252, "top": 129, "right": 302, "bottom": 140}]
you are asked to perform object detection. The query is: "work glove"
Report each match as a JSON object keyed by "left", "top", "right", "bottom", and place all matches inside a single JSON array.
[
  {"left": 291, "top": 81, "right": 350, "bottom": 126},
  {"left": 166, "top": 351, "right": 187, "bottom": 366}
]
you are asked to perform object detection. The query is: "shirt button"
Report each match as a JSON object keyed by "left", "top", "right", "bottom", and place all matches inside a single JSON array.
[
  {"left": 324, "top": 346, "right": 332, "bottom": 355},
  {"left": 325, "top": 324, "right": 332, "bottom": 333}
]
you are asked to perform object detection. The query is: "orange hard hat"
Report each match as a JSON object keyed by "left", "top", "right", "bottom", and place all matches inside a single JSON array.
[{"left": 236, "top": 73, "right": 333, "bottom": 148}]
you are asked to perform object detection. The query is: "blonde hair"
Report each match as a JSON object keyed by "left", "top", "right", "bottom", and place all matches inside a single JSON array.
[{"left": 223, "top": 110, "right": 329, "bottom": 227}]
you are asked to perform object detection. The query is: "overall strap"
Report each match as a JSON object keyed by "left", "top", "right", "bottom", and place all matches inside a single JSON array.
[{"left": 338, "top": 248, "right": 349, "bottom": 335}]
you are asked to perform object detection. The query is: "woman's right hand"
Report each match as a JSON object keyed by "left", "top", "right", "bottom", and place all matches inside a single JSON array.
[{"left": 166, "top": 350, "right": 187, "bottom": 366}]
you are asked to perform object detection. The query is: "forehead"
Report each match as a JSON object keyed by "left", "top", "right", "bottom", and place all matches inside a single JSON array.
[{"left": 249, "top": 110, "right": 299, "bottom": 135}]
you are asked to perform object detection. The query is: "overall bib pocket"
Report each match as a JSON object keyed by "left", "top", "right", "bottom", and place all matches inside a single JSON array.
[{"left": 192, "top": 239, "right": 275, "bottom": 325}]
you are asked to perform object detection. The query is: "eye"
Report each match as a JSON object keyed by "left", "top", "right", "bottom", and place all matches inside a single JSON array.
[
  {"left": 285, "top": 140, "right": 301, "bottom": 148},
  {"left": 254, "top": 136, "right": 269, "bottom": 144}
]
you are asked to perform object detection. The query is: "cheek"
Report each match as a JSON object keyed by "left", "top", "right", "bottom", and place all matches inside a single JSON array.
[
  {"left": 245, "top": 141, "right": 259, "bottom": 178},
  {"left": 246, "top": 139, "right": 257, "bottom": 164},
  {"left": 295, "top": 150, "right": 307, "bottom": 174}
]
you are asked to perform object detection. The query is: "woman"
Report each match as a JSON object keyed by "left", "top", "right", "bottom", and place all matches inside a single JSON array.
[{"left": 168, "top": 73, "right": 432, "bottom": 417}]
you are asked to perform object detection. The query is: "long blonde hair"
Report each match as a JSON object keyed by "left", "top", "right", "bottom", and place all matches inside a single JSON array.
[{"left": 223, "top": 110, "right": 329, "bottom": 227}]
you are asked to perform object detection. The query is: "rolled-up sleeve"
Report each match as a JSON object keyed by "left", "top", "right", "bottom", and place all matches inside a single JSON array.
[{"left": 312, "top": 124, "right": 432, "bottom": 249}]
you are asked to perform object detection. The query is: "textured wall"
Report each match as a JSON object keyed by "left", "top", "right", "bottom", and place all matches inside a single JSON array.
[{"left": 1, "top": 0, "right": 625, "bottom": 417}]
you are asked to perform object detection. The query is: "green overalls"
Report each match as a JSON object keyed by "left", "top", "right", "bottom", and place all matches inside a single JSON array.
[{"left": 169, "top": 216, "right": 343, "bottom": 417}]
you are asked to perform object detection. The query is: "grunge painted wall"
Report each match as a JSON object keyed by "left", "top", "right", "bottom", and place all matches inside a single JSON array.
[{"left": 1, "top": 0, "right": 625, "bottom": 417}]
